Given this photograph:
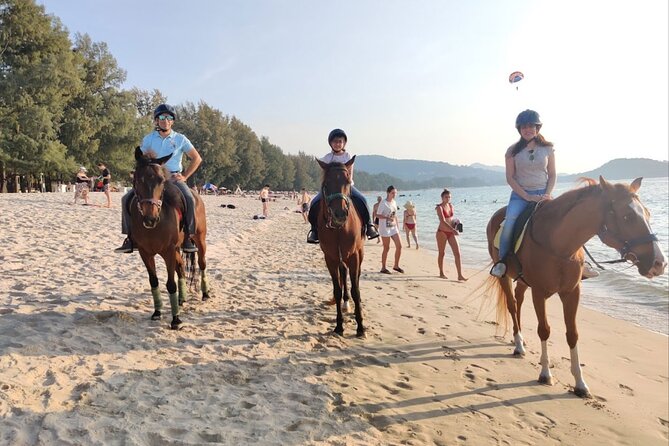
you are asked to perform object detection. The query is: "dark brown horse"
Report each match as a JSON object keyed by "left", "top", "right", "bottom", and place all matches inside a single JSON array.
[
  {"left": 131, "top": 147, "right": 209, "bottom": 329},
  {"left": 317, "top": 157, "right": 365, "bottom": 337},
  {"left": 486, "top": 176, "right": 666, "bottom": 397}
]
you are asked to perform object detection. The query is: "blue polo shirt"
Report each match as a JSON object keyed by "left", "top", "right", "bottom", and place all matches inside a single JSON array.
[{"left": 140, "top": 130, "right": 194, "bottom": 173}]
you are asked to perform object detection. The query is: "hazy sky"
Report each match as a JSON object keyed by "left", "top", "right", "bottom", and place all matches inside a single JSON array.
[{"left": 40, "top": 0, "right": 668, "bottom": 174}]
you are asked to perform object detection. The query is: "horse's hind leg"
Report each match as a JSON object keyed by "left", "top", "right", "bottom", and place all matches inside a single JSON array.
[
  {"left": 500, "top": 277, "right": 525, "bottom": 356},
  {"left": 139, "top": 252, "right": 162, "bottom": 321},
  {"left": 194, "top": 234, "right": 210, "bottom": 301},
  {"left": 327, "top": 262, "right": 344, "bottom": 336},
  {"left": 531, "top": 289, "right": 553, "bottom": 386},
  {"left": 559, "top": 288, "right": 591, "bottom": 398},
  {"left": 513, "top": 282, "right": 528, "bottom": 355},
  {"left": 175, "top": 250, "right": 187, "bottom": 306}
]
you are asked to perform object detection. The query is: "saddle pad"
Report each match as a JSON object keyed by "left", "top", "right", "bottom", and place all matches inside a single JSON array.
[{"left": 493, "top": 219, "right": 529, "bottom": 254}]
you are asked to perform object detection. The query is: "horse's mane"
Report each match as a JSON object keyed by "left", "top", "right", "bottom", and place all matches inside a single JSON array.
[{"left": 537, "top": 177, "right": 602, "bottom": 219}]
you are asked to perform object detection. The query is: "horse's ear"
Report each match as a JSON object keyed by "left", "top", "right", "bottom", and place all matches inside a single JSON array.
[
  {"left": 155, "top": 153, "right": 173, "bottom": 166},
  {"left": 134, "top": 146, "right": 143, "bottom": 161},
  {"left": 317, "top": 159, "right": 329, "bottom": 170},
  {"left": 345, "top": 155, "right": 356, "bottom": 167},
  {"left": 599, "top": 175, "right": 614, "bottom": 194},
  {"left": 629, "top": 177, "right": 643, "bottom": 193}
]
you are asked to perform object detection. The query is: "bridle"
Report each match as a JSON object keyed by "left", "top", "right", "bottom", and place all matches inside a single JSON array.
[
  {"left": 598, "top": 197, "right": 658, "bottom": 263},
  {"left": 134, "top": 164, "right": 166, "bottom": 218},
  {"left": 321, "top": 165, "right": 351, "bottom": 229}
]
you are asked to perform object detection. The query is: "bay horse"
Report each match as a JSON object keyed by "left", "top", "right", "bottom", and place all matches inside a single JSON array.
[
  {"left": 131, "top": 147, "right": 210, "bottom": 330},
  {"left": 317, "top": 156, "right": 365, "bottom": 337},
  {"left": 486, "top": 176, "right": 666, "bottom": 397}
]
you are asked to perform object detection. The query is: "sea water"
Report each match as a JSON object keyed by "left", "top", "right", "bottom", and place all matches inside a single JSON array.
[{"left": 365, "top": 177, "right": 669, "bottom": 335}]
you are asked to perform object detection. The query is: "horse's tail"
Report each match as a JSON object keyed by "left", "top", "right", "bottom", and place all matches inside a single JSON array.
[
  {"left": 481, "top": 273, "right": 511, "bottom": 335},
  {"left": 185, "top": 251, "right": 198, "bottom": 291}
]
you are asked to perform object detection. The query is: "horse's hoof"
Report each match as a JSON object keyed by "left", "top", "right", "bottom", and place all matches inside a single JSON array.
[
  {"left": 150, "top": 311, "right": 162, "bottom": 321},
  {"left": 343, "top": 301, "right": 351, "bottom": 313},
  {"left": 202, "top": 293, "right": 210, "bottom": 301},
  {"left": 513, "top": 348, "right": 526, "bottom": 357},
  {"left": 178, "top": 299, "right": 185, "bottom": 307},
  {"left": 538, "top": 375, "right": 554, "bottom": 386},
  {"left": 333, "top": 327, "right": 344, "bottom": 337},
  {"left": 171, "top": 317, "right": 183, "bottom": 330},
  {"left": 573, "top": 387, "right": 592, "bottom": 399},
  {"left": 356, "top": 329, "right": 366, "bottom": 338}
]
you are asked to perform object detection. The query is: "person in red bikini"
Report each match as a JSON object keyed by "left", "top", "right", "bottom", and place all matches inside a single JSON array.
[
  {"left": 403, "top": 201, "right": 419, "bottom": 249},
  {"left": 436, "top": 188, "right": 466, "bottom": 281}
]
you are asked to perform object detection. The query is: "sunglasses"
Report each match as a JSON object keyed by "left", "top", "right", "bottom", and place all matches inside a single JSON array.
[
  {"left": 157, "top": 115, "right": 174, "bottom": 121},
  {"left": 528, "top": 149, "right": 535, "bottom": 161}
]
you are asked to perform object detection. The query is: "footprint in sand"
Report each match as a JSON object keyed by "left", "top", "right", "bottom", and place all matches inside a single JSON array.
[{"left": 618, "top": 383, "right": 634, "bottom": 396}]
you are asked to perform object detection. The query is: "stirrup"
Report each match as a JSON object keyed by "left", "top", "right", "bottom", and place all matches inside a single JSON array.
[
  {"left": 366, "top": 224, "right": 380, "bottom": 239},
  {"left": 490, "top": 261, "right": 507, "bottom": 278},
  {"left": 182, "top": 237, "right": 198, "bottom": 253},
  {"left": 114, "top": 238, "right": 133, "bottom": 254},
  {"left": 307, "top": 229, "right": 319, "bottom": 244}
]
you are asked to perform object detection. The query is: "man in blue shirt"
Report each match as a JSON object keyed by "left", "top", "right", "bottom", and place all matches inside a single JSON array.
[{"left": 115, "top": 104, "right": 202, "bottom": 253}]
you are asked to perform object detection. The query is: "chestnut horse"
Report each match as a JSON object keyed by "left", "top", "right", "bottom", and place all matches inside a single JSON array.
[
  {"left": 317, "top": 157, "right": 365, "bottom": 337},
  {"left": 131, "top": 147, "right": 210, "bottom": 329},
  {"left": 486, "top": 177, "right": 666, "bottom": 397}
]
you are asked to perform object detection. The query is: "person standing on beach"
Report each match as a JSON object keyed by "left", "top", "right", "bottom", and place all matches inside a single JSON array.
[
  {"left": 372, "top": 196, "right": 382, "bottom": 244},
  {"left": 377, "top": 185, "right": 403, "bottom": 274},
  {"left": 115, "top": 103, "right": 202, "bottom": 254},
  {"left": 297, "top": 188, "right": 311, "bottom": 223},
  {"left": 97, "top": 162, "right": 112, "bottom": 208},
  {"left": 490, "top": 109, "right": 555, "bottom": 278},
  {"left": 436, "top": 189, "right": 466, "bottom": 281},
  {"left": 306, "top": 128, "right": 379, "bottom": 243},
  {"left": 71, "top": 166, "right": 91, "bottom": 205},
  {"left": 403, "top": 200, "right": 419, "bottom": 249},
  {"left": 260, "top": 185, "right": 270, "bottom": 217}
]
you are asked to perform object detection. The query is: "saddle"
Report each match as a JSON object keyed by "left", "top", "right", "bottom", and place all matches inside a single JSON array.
[{"left": 493, "top": 202, "right": 538, "bottom": 254}]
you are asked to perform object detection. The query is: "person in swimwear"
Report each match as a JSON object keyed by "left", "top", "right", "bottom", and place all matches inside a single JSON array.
[
  {"left": 436, "top": 188, "right": 466, "bottom": 281},
  {"left": 259, "top": 184, "right": 270, "bottom": 217},
  {"left": 403, "top": 201, "right": 419, "bottom": 249}
]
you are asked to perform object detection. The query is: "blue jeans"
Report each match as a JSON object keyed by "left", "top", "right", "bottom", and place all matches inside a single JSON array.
[
  {"left": 121, "top": 180, "right": 196, "bottom": 235},
  {"left": 308, "top": 186, "right": 371, "bottom": 228},
  {"left": 498, "top": 188, "right": 546, "bottom": 260}
]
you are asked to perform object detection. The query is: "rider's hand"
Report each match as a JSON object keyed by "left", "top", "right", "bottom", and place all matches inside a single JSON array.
[{"left": 171, "top": 173, "right": 185, "bottom": 182}]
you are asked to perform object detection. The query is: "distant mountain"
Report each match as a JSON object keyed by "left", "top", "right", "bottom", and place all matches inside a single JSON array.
[
  {"left": 354, "top": 155, "right": 507, "bottom": 186},
  {"left": 560, "top": 158, "right": 668, "bottom": 182},
  {"left": 469, "top": 162, "right": 505, "bottom": 173}
]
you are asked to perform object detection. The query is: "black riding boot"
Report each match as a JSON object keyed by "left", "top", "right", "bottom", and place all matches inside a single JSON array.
[{"left": 307, "top": 202, "right": 319, "bottom": 243}]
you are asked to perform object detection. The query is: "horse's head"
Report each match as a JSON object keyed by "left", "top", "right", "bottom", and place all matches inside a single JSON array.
[
  {"left": 599, "top": 176, "right": 667, "bottom": 278},
  {"left": 133, "top": 146, "right": 172, "bottom": 229},
  {"left": 318, "top": 156, "right": 355, "bottom": 228}
]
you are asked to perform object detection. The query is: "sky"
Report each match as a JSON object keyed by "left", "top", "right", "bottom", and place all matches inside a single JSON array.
[{"left": 39, "top": 0, "right": 668, "bottom": 174}]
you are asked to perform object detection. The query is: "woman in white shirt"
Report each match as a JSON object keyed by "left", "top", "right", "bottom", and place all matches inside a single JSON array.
[{"left": 377, "top": 185, "right": 404, "bottom": 274}]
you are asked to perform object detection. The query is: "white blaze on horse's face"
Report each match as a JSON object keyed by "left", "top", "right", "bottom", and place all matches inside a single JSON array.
[{"left": 628, "top": 200, "right": 667, "bottom": 278}]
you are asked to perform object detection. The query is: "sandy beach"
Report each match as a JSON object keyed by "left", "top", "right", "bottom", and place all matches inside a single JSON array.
[{"left": 0, "top": 191, "right": 667, "bottom": 445}]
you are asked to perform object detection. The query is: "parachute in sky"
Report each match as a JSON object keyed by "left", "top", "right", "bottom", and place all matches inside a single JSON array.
[{"left": 509, "top": 71, "right": 524, "bottom": 90}]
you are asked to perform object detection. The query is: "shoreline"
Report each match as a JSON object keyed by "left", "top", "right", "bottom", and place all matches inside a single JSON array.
[{"left": 0, "top": 192, "right": 667, "bottom": 445}]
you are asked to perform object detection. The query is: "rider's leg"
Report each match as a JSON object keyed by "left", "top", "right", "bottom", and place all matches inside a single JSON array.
[
  {"left": 115, "top": 190, "right": 135, "bottom": 253},
  {"left": 350, "top": 187, "right": 379, "bottom": 239},
  {"left": 174, "top": 180, "right": 198, "bottom": 253},
  {"left": 307, "top": 193, "right": 321, "bottom": 243},
  {"left": 491, "top": 191, "right": 531, "bottom": 276}
]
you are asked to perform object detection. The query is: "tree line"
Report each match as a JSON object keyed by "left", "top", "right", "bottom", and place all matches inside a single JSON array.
[{"left": 1, "top": 0, "right": 465, "bottom": 194}]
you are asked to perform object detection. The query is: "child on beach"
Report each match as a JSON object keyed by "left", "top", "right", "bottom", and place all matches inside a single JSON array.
[
  {"left": 436, "top": 189, "right": 466, "bottom": 281},
  {"left": 403, "top": 201, "right": 419, "bottom": 249},
  {"left": 306, "top": 128, "right": 379, "bottom": 243},
  {"left": 297, "top": 188, "right": 311, "bottom": 223}
]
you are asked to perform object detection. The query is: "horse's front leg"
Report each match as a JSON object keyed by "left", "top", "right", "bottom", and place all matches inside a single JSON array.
[
  {"left": 348, "top": 253, "right": 365, "bottom": 338},
  {"left": 326, "top": 261, "right": 344, "bottom": 336},
  {"left": 139, "top": 251, "right": 162, "bottom": 321},
  {"left": 532, "top": 289, "right": 553, "bottom": 385},
  {"left": 194, "top": 233, "right": 210, "bottom": 301},
  {"left": 163, "top": 251, "right": 182, "bottom": 330},
  {"left": 500, "top": 277, "right": 525, "bottom": 356},
  {"left": 559, "top": 287, "right": 591, "bottom": 398},
  {"left": 339, "top": 264, "right": 351, "bottom": 313}
]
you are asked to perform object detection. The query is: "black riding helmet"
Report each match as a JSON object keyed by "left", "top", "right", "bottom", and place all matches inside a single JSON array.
[
  {"left": 328, "top": 128, "right": 347, "bottom": 145},
  {"left": 515, "top": 109, "right": 542, "bottom": 132},
  {"left": 154, "top": 103, "right": 177, "bottom": 120}
]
